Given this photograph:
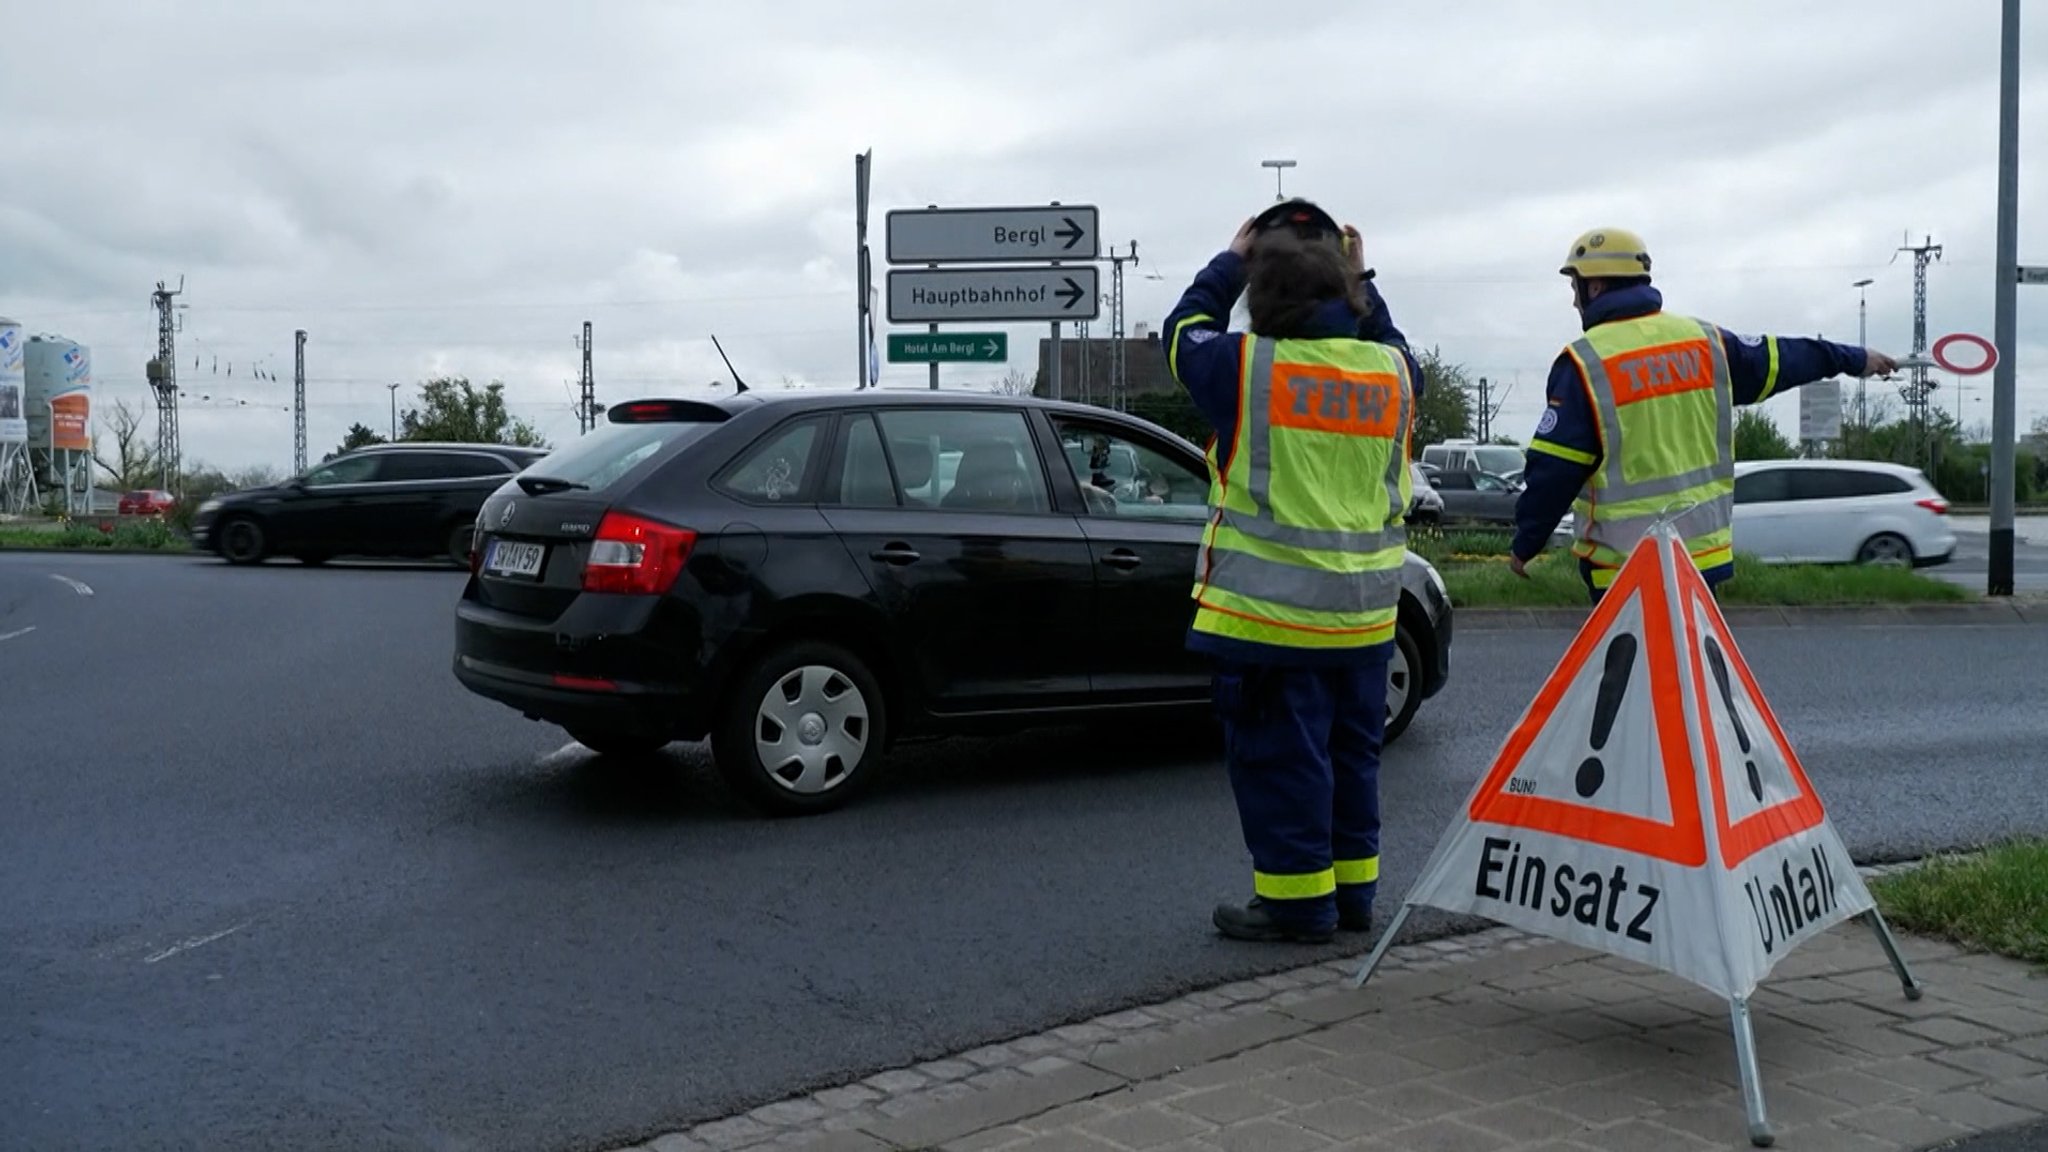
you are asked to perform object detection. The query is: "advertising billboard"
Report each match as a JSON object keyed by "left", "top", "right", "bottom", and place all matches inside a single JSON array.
[
  {"left": 0, "top": 319, "right": 24, "bottom": 445},
  {"left": 51, "top": 389, "right": 90, "bottom": 452}
]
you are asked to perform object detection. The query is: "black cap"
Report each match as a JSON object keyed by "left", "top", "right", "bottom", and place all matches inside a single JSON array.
[{"left": 1250, "top": 198, "right": 1341, "bottom": 239}]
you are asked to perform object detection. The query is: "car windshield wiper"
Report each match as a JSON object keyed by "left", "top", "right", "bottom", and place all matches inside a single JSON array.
[{"left": 515, "top": 474, "right": 591, "bottom": 496}]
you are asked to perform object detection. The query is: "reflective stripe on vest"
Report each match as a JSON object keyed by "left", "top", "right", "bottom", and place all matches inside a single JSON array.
[
  {"left": 1192, "top": 334, "right": 1412, "bottom": 649},
  {"left": 1565, "top": 313, "right": 1735, "bottom": 582}
]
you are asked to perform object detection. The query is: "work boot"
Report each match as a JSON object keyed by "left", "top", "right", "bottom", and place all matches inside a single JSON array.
[
  {"left": 1337, "top": 904, "right": 1374, "bottom": 933},
  {"left": 1213, "top": 898, "right": 1335, "bottom": 945}
]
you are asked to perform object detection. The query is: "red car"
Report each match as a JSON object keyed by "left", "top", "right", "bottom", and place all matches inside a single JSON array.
[{"left": 118, "top": 489, "right": 177, "bottom": 516}]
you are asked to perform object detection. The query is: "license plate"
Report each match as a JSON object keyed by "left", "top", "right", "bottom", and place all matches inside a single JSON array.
[{"left": 485, "top": 539, "right": 546, "bottom": 579}]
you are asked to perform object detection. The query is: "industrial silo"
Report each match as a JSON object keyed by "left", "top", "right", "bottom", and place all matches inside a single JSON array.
[{"left": 25, "top": 334, "right": 92, "bottom": 508}]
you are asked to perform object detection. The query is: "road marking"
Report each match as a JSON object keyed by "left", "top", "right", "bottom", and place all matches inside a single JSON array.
[
  {"left": 143, "top": 921, "right": 251, "bottom": 965},
  {"left": 49, "top": 574, "right": 93, "bottom": 597},
  {"left": 538, "top": 740, "right": 590, "bottom": 768},
  {"left": 0, "top": 626, "right": 34, "bottom": 644}
]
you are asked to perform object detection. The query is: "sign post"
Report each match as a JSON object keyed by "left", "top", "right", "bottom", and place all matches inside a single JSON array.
[
  {"left": 1989, "top": 0, "right": 2022, "bottom": 596},
  {"left": 883, "top": 204, "right": 1101, "bottom": 392}
]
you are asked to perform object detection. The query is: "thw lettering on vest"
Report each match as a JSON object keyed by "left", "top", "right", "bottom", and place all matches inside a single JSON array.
[
  {"left": 1271, "top": 369, "right": 1402, "bottom": 437},
  {"left": 1607, "top": 341, "right": 1711, "bottom": 407}
]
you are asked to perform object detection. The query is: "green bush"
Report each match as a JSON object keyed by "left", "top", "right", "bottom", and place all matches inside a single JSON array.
[{"left": 112, "top": 518, "right": 178, "bottom": 550}]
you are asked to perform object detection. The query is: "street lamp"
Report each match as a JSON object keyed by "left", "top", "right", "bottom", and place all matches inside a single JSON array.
[
  {"left": 1260, "top": 159, "right": 1297, "bottom": 202},
  {"left": 387, "top": 382, "right": 400, "bottom": 440}
]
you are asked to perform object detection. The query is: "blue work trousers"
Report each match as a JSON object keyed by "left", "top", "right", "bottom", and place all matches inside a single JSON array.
[{"left": 1214, "top": 656, "right": 1388, "bottom": 933}]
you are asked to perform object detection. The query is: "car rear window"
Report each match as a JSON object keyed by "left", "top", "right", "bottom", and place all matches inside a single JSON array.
[{"left": 522, "top": 421, "right": 712, "bottom": 492}]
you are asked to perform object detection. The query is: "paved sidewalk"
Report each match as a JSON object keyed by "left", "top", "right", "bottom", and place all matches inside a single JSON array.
[{"left": 612, "top": 908, "right": 2048, "bottom": 1152}]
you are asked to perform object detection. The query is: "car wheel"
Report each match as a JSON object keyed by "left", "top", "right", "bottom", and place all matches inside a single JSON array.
[
  {"left": 447, "top": 523, "right": 474, "bottom": 567},
  {"left": 1383, "top": 622, "right": 1424, "bottom": 745},
  {"left": 218, "top": 517, "right": 268, "bottom": 565},
  {"left": 1856, "top": 532, "right": 1915, "bottom": 567},
  {"left": 712, "top": 640, "right": 886, "bottom": 816},
  {"left": 566, "top": 728, "right": 671, "bottom": 759}
]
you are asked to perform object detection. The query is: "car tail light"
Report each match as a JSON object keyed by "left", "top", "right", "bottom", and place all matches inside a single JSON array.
[
  {"left": 1915, "top": 497, "right": 1950, "bottom": 515},
  {"left": 581, "top": 511, "right": 696, "bottom": 595},
  {"left": 553, "top": 674, "right": 617, "bottom": 692}
]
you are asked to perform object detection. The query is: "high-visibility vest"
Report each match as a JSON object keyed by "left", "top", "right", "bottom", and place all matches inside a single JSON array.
[
  {"left": 1563, "top": 312, "right": 1735, "bottom": 588},
  {"left": 1191, "top": 335, "right": 1413, "bottom": 650}
]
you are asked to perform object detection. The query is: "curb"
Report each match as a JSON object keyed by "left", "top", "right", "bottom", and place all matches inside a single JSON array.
[
  {"left": 1458, "top": 600, "right": 2045, "bottom": 629},
  {"left": 0, "top": 545, "right": 197, "bottom": 558}
]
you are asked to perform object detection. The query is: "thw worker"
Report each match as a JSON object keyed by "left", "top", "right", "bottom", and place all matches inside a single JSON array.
[
  {"left": 1162, "top": 200, "right": 1426, "bottom": 945},
  {"left": 1513, "top": 227, "right": 1897, "bottom": 600}
]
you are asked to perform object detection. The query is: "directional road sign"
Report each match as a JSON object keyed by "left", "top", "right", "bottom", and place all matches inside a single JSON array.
[
  {"left": 886, "top": 205, "right": 1099, "bottom": 264},
  {"left": 887, "top": 266, "right": 1101, "bottom": 324},
  {"left": 886, "top": 332, "right": 1008, "bottom": 364},
  {"left": 2019, "top": 265, "right": 2048, "bottom": 285}
]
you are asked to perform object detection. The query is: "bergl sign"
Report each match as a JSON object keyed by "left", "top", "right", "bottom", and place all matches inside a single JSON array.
[{"left": 1353, "top": 523, "right": 1925, "bottom": 1148}]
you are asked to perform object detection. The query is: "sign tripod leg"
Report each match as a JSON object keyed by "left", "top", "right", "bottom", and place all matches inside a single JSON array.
[
  {"left": 1862, "top": 909, "right": 1925, "bottom": 1000},
  {"left": 1348, "top": 904, "right": 1412, "bottom": 989},
  {"left": 1729, "top": 995, "right": 1775, "bottom": 1147}
]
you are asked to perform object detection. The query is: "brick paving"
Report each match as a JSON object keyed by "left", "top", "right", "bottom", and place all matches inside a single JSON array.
[{"left": 612, "top": 871, "right": 2047, "bottom": 1152}]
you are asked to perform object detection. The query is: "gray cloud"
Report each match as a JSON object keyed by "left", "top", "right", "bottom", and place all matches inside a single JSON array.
[{"left": 2, "top": 0, "right": 2044, "bottom": 468}]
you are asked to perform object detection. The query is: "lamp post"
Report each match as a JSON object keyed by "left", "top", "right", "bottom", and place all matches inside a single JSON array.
[{"left": 1260, "top": 159, "right": 1297, "bottom": 201}]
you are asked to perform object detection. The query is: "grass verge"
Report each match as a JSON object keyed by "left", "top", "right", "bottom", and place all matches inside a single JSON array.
[
  {"left": 0, "top": 520, "right": 192, "bottom": 553},
  {"left": 1871, "top": 840, "right": 2048, "bottom": 968},
  {"left": 1413, "top": 527, "right": 1969, "bottom": 608}
]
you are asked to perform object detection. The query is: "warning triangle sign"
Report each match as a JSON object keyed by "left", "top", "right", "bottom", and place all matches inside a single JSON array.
[{"left": 1396, "top": 525, "right": 1874, "bottom": 999}]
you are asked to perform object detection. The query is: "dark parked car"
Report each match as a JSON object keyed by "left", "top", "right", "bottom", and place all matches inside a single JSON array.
[
  {"left": 1428, "top": 469, "right": 1522, "bottom": 526},
  {"left": 453, "top": 391, "right": 1454, "bottom": 816},
  {"left": 192, "top": 442, "right": 549, "bottom": 565}
]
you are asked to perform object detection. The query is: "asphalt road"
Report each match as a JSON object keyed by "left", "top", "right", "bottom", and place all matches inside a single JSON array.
[
  {"left": 5, "top": 553, "right": 2047, "bottom": 1152},
  {"left": 1933, "top": 515, "right": 2048, "bottom": 593}
]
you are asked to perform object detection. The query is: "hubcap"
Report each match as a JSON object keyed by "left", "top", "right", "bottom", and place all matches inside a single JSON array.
[
  {"left": 1385, "top": 641, "right": 1411, "bottom": 727},
  {"left": 225, "top": 523, "right": 259, "bottom": 559},
  {"left": 1863, "top": 537, "right": 1910, "bottom": 565},
  {"left": 754, "top": 665, "right": 869, "bottom": 795}
]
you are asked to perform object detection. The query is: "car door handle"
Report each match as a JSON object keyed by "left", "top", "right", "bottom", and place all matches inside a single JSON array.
[
  {"left": 870, "top": 544, "right": 921, "bottom": 565},
  {"left": 1102, "top": 549, "right": 1143, "bottom": 571}
]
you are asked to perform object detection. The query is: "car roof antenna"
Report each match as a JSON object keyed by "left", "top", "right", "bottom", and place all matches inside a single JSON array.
[{"left": 711, "top": 334, "right": 748, "bottom": 395}]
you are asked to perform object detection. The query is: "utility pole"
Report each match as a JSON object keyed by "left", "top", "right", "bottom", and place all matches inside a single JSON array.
[
  {"left": 1075, "top": 321, "right": 1090, "bottom": 405},
  {"left": 145, "top": 278, "right": 183, "bottom": 492},
  {"left": 1895, "top": 235, "right": 1942, "bottom": 469},
  {"left": 293, "top": 329, "right": 307, "bottom": 476},
  {"left": 576, "top": 321, "right": 596, "bottom": 434},
  {"left": 387, "top": 383, "right": 400, "bottom": 440},
  {"left": 854, "top": 150, "right": 872, "bottom": 391},
  {"left": 1105, "top": 241, "right": 1139, "bottom": 412},
  {"left": 1852, "top": 278, "right": 1874, "bottom": 449},
  {"left": 1988, "top": 0, "right": 2021, "bottom": 597},
  {"left": 1476, "top": 377, "right": 1492, "bottom": 442}
]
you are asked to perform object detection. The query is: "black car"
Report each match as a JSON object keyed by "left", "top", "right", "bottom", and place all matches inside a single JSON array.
[
  {"left": 453, "top": 391, "right": 1454, "bottom": 815},
  {"left": 192, "top": 442, "right": 549, "bottom": 565}
]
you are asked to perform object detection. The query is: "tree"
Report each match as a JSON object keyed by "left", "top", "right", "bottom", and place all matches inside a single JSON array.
[
  {"left": 398, "top": 377, "right": 547, "bottom": 447},
  {"left": 1126, "top": 390, "right": 1211, "bottom": 446},
  {"left": 1734, "top": 409, "right": 1796, "bottom": 461},
  {"left": 1410, "top": 347, "right": 1474, "bottom": 448},
  {"left": 92, "top": 398, "right": 160, "bottom": 489},
  {"left": 326, "top": 422, "right": 385, "bottom": 462},
  {"left": 990, "top": 369, "right": 1034, "bottom": 397}
]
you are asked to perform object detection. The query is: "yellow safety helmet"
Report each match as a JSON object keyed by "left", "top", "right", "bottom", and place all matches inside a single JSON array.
[{"left": 1559, "top": 228, "right": 1652, "bottom": 280}]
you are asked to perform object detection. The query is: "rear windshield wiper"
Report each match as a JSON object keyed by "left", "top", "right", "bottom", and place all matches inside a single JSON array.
[{"left": 515, "top": 474, "right": 591, "bottom": 496}]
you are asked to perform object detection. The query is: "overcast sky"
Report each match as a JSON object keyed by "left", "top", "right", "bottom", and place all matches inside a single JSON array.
[{"left": 2, "top": 0, "right": 2044, "bottom": 473}]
